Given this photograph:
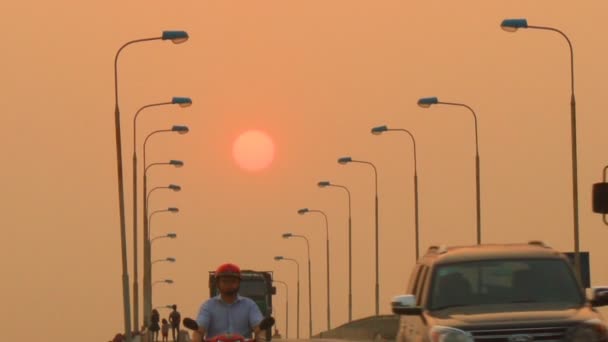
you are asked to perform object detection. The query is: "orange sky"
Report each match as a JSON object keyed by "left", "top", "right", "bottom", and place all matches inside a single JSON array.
[{"left": 3, "top": 1, "right": 608, "bottom": 341}]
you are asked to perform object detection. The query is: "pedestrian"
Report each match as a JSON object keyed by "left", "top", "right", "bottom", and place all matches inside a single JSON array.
[
  {"left": 169, "top": 304, "right": 181, "bottom": 342},
  {"left": 151, "top": 309, "right": 161, "bottom": 342},
  {"left": 161, "top": 318, "right": 170, "bottom": 342}
]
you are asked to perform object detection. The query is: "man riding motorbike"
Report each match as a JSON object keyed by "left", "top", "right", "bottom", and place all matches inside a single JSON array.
[{"left": 192, "top": 263, "right": 267, "bottom": 342}]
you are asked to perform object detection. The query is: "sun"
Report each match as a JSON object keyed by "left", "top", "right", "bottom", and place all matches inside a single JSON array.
[{"left": 232, "top": 130, "right": 275, "bottom": 172}]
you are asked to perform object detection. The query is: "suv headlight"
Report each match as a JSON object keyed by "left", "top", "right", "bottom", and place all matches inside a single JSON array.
[
  {"left": 429, "top": 326, "right": 473, "bottom": 342},
  {"left": 568, "top": 319, "right": 608, "bottom": 342}
]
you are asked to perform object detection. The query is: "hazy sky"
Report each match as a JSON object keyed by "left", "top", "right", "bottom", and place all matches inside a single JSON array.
[{"left": 3, "top": 1, "right": 608, "bottom": 341}]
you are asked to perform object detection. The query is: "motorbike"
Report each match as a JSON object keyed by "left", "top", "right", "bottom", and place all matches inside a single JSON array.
[{"left": 183, "top": 316, "right": 275, "bottom": 342}]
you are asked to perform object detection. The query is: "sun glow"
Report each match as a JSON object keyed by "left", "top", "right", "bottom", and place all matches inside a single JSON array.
[{"left": 232, "top": 130, "right": 275, "bottom": 172}]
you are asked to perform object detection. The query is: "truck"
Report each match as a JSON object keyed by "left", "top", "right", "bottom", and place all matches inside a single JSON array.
[{"left": 208, "top": 269, "right": 276, "bottom": 340}]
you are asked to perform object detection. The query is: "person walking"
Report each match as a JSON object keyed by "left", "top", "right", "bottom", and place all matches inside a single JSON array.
[
  {"left": 169, "top": 304, "right": 181, "bottom": 342},
  {"left": 151, "top": 309, "right": 161, "bottom": 342},
  {"left": 161, "top": 318, "right": 170, "bottom": 342}
]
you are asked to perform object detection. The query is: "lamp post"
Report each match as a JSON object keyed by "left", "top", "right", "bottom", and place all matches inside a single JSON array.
[
  {"left": 297, "top": 208, "right": 331, "bottom": 330},
  {"left": 114, "top": 30, "right": 188, "bottom": 339},
  {"left": 274, "top": 256, "right": 300, "bottom": 339},
  {"left": 133, "top": 97, "right": 192, "bottom": 327},
  {"left": 142, "top": 125, "right": 187, "bottom": 327},
  {"left": 371, "top": 125, "right": 420, "bottom": 260},
  {"left": 273, "top": 280, "right": 289, "bottom": 339},
  {"left": 131, "top": 98, "right": 191, "bottom": 330},
  {"left": 144, "top": 185, "right": 181, "bottom": 327},
  {"left": 146, "top": 205, "right": 179, "bottom": 323},
  {"left": 500, "top": 18, "right": 581, "bottom": 281},
  {"left": 282, "top": 233, "right": 313, "bottom": 337},
  {"left": 418, "top": 97, "right": 481, "bottom": 245},
  {"left": 338, "top": 156, "right": 380, "bottom": 316},
  {"left": 318, "top": 181, "right": 353, "bottom": 322}
]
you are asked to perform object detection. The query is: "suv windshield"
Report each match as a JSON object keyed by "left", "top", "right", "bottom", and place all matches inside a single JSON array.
[{"left": 428, "top": 258, "right": 583, "bottom": 310}]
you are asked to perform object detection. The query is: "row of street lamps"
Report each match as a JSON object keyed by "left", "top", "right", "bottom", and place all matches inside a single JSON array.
[
  {"left": 269, "top": 18, "right": 582, "bottom": 338},
  {"left": 112, "top": 30, "right": 191, "bottom": 340}
]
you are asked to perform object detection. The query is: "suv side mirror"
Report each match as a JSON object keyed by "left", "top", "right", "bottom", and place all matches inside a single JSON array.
[
  {"left": 391, "top": 294, "right": 422, "bottom": 315},
  {"left": 591, "top": 287, "right": 608, "bottom": 307},
  {"left": 271, "top": 286, "right": 277, "bottom": 295}
]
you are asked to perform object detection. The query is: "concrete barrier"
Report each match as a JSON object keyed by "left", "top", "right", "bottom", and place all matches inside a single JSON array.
[{"left": 314, "top": 315, "right": 399, "bottom": 340}]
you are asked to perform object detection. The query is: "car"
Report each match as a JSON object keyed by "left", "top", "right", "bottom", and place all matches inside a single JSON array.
[{"left": 391, "top": 241, "right": 608, "bottom": 342}]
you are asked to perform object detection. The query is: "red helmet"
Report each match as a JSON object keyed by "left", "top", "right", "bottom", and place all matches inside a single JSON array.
[{"left": 215, "top": 263, "right": 241, "bottom": 279}]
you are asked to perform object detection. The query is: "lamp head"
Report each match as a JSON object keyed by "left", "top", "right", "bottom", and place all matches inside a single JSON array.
[
  {"left": 167, "top": 233, "right": 177, "bottom": 238},
  {"left": 172, "top": 125, "right": 189, "bottom": 134},
  {"left": 297, "top": 208, "right": 309, "bottom": 215},
  {"left": 165, "top": 279, "right": 174, "bottom": 284},
  {"left": 172, "top": 97, "right": 192, "bottom": 107},
  {"left": 168, "top": 184, "right": 182, "bottom": 192},
  {"left": 162, "top": 31, "right": 189, "bottom": 44},
  {"left": 317, "top": 181, "right": 331, "bottom": 188},
  {"left": 371, "top": 125, "right": 388, "bottom": 135},
  {"left": 282, "top": 233, "right": 293, "bottom": 239},
  {"left": 338, "top": 156, "right": 352, "bottom": 165},
  {"left": 274, "top": 256, "right": 284, "bottom": 261},
  {"left": 170, "top": 160, "right": 184, "bottom": 168},
  {"left": 167, "top": 207, "right": 179, "bottom": 213},
  {"left": 166, "top": 257, "right": 176, "bottom": 262},
  {"left": 501, "top": 18, "right": 528, "bottom": 32},
  {"left": 417, "top": 97, "right": 439, "bottom": 108}
]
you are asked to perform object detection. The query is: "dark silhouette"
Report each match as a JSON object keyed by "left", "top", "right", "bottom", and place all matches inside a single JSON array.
[
  {"left": 161, "top": 318, "right": 170, "bottom": 342},
  {"left": 151, "top": 309, "right": 161, "bottom": 341},
  {"left": 169, "top": 304, "right": 181, "bottom": 342}
]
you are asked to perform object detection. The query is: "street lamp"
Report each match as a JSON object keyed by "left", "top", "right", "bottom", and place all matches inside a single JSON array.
[
  {"left": 282, "top": 233, "right": 313, "bottom": 337},
  {"left": 131, "top": 98, "right": 191, "bottom": 330},
  {"left": 418, "top": 97, "right": 481, "bottom": 245},
  {"left": 141, "top": 124, "right": 187, "bottom": 328},
  {"left": 371, "top": 125, "right": 420, "bottom": 260},
  {"left": 500, "top": 18, "right": 582, "bottom": 281},
  {"left": 318, "top": 180, "right": 352, "bottom": 321},
  {"left": 297, "top": 208, "right": 331, "bottom": 330},
  {"left": 144, "top": 191, "right": 180, "bottom": 327},
  {"left": 273, "top": 279, "right": 289, "bottom": 339},
  {"left": 153, "top": 279, "right": 174, "bottom": 286},
  {"left": 113, "top": 30, "right": 188, "bottom": 339},
  {"left": 151, "top": 232, "right": 177, "bottom": 244},
  {"left": 337, "top": 156, "right": 380, "bottom": 316},
  {"left": 147, "top": 216, "right": 178, "bottom": 323},
  {"left": 152, "top": 257, "right": 176, "bottom": 264},
  {"left": 274, "top": 256, "right": 300, "bottom": 339},
  {"left": 143, "top": 126, "right": 188, "bottom": 241}
]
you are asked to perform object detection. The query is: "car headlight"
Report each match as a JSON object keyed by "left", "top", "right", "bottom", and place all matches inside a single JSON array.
[
  {"left": 568, "top": 319, "right": 608, "bottom": 342},
  {"left": 429, "top": 326, "right": 473, "bottom": 342}
]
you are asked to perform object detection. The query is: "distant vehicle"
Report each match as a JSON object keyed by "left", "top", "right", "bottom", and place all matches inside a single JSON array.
[
  {"left": 209, "top": 269, "right": 276, "bottom": 340},
  {"left": 391, "top": 241, "right": 608, "bottom": 342}
]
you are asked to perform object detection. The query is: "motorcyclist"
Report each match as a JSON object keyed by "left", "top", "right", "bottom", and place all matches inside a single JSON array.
[{"left": 193, "top": 263, "right": 267, "bottom": 342}]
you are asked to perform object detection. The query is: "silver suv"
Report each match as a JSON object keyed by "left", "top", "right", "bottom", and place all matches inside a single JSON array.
[{"left": 391, "top": 242, "right": 608, "bottom": 341}]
